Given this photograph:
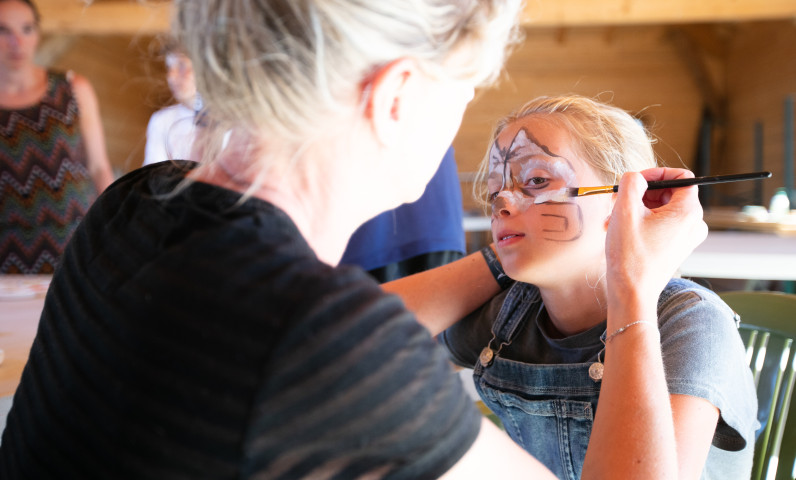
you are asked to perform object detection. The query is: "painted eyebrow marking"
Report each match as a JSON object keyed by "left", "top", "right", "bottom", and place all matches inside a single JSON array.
[
  {"left": 491, "top": 127, "right": 570, "bottom": 169},
  {"left": 510, "top": 128, "right": 563, "bottom": 160},
  {"left": 491, "top": 127, "right": 577, "bottom": 194}
]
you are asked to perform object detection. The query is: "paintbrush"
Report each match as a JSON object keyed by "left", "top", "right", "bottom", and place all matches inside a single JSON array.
[{"left": 539, "top": 171, "right": 772, "bottom": 203}]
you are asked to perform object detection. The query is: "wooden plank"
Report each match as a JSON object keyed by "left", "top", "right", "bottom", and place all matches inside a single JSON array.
[
  {"left": 32, "top": 0, "right": 796, "bottom": 35},
  {"left": 521, "top": 0, "right": 796, "bottom": 27},
  {"left": 36, "top": 1, "right": 171, "bottom": 35}
]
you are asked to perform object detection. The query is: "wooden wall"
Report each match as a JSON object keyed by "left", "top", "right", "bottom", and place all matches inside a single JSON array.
[
  {"left": 453, "top": 24, "right": 704, "bottom": 211},
  {"left": 454, "top": 20, "right": 796, "bottom": 211},
  {"left": 35, "top": 20, "right": 796, "bottom": 211},
  {"left": 723, "top": 21, "right": 796, "bottom": 206}
]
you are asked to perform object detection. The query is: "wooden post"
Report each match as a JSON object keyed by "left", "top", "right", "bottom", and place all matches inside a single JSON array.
[
  {"left": 754, "top": 121, "right": 764, "bottom": 206},
  {"left": 785, "top": 96, "right": 794, "bottom": 204}
]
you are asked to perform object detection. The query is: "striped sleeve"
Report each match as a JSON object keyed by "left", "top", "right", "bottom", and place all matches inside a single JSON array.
[{"left": 242, "top": 266, "right": 481, "bottom": 479}]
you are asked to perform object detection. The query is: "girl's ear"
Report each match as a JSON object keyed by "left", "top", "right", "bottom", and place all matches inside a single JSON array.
[{"left": 361, "top": 58, "right": 420, "bottom": 148}]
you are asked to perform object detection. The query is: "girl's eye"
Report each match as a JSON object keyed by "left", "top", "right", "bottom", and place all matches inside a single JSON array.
[
  {"left": 525, "top": 177, "right": 548, "bottom": 187},
  {"left": 488, "top": 191, "right": 499, "bottom": 202}
]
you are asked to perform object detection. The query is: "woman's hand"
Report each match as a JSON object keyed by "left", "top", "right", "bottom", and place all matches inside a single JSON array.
[{"left": 605, "top": 168, "right": 707, "bottom": 307}]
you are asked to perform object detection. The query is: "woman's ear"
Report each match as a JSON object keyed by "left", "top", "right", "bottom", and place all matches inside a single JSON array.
[{"left": 361, "top": 58, "right": 420, "bottom": 148}]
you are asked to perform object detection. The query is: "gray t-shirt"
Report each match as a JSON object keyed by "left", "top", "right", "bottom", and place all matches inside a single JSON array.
[{"left": 440, "top": 278, "right": 758, "bottom": 480}]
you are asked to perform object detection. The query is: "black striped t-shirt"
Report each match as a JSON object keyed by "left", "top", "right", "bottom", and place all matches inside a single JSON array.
[{"left": 0, "top": 161, "right": 480, "bottom": 479}]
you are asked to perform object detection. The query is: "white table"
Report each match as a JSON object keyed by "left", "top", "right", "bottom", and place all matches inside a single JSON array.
[
  {"left": 0, "top": 276, "right": 50, "bottom": 397},
  {"left": 679, "top": 231, "right": 796, "bottom": 281}
]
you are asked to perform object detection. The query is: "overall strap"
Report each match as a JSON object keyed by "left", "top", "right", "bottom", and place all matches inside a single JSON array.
[{"left": 478, "top": 283, "right": 541, "bottom": 367}]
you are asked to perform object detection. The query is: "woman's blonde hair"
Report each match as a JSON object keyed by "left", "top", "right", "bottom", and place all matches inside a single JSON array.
[
  {"left": 173, "top": 0, "right": 523, "bottom": 176},
  {"left": 474, "top": 94, "right": 658, "bottom": 207}
]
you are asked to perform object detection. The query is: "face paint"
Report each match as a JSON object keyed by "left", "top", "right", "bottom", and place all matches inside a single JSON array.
[
  {"left": 493, "top": 190, "right": 534, "bottom": 215},
  {"left": 488, "top": 128, "right": 578, "bottom": 217},
  {"left": 532, "top": 187, "right": 569, "bottom": 204}
]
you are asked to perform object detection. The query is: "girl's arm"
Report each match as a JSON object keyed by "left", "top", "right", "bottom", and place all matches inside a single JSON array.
[
  {"left": 382, "top": 247, "right": 503, "bottom": 336},
  {"left": 71, "top": 73, "right": 114, "bottom": 193}
]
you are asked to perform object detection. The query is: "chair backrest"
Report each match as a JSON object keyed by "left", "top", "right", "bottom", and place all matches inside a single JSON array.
[{"left": 719, "top": 291, "right": 796, "bottom": 480}]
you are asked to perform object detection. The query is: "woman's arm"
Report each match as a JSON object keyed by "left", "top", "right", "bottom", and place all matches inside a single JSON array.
[
  {"left": 582, "top": 168, "right": 708, "bottom": 479},
  {"left": 382, "top": 248, "right": 502, "bottom": 336},
  {"left": 672, "top": 394, "right": 720, "bottom": 479},
  {"left": 144, "top": 112, "right": 167, "bottom": 167},
  {"left": 71, "top": 73, "right": 114, "bottom": 192},
  {"left": 441, "top": 419, "right": 558, "bottom": 479}
]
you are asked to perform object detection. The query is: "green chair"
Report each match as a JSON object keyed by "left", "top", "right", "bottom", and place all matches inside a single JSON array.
[{"left": 719, "top": 291, "right": 796, "bottom": 480}]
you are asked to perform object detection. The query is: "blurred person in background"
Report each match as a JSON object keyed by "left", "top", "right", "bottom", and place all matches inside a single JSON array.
[
  {"left": 340, "top": 145, "right": 466, "bottom": 283},
  {"left": 143, "top": 38, "right": 198, "bottom": 166},
  {"left": 0, "top": 0, "right": 113, "bottom": 274}
]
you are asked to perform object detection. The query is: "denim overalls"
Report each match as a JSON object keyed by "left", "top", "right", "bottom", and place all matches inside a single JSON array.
[{"left": 472, "top": 285, "right": 604, "bottom": 480}]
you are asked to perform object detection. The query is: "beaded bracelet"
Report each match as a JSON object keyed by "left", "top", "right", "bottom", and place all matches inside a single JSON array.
[
  {"left": 480, "top": 245, "right": 513, "bottom": 290},
  {"left": 604, "top": 320, "right": 656, "bottom": 343}
]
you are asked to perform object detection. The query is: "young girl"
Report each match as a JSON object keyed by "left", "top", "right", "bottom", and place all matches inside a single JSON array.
[{"left": 402, "top": 95, "right": 757, "bottom": 479}]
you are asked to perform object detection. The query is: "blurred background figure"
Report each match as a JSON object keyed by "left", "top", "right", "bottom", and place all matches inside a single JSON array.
[
  {"left": 142, "top": 39, "right": 197, "bottom": 166},
  {"left": 0, "top": 0, "right": 113, "bottom": 274},
  {"left": 340, "top": 146, "right": 466, "bottom": 282}
]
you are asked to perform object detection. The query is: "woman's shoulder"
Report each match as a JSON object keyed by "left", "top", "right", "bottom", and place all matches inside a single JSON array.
[
  {"left": 43, "top": 69, "right": 76, "bottom": 92},
  {"left": 52, "top": 70, "right": 97, "bottom": 105},
  {"left": 149, "top": 103, "right": 194, "bottom": 124}
]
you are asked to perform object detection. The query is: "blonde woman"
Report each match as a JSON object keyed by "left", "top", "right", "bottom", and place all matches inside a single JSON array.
[{"left": 2, "top": 3, "right": 705, "bottom": 480}]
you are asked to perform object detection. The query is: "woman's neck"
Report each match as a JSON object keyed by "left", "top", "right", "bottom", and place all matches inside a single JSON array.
[
  {"left": 190, "top": 139, "right": 378, "bottom": 267},
  {"left": 0, "top": 64, "right": 42, "bottom": 93},
  {"left": 0, "top": 65, "right": 46, "bottom": 109}
]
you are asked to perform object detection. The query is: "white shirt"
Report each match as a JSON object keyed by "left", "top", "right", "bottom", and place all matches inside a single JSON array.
[{"left": 143, "top": 103, "right": 197, "bottom": 166}]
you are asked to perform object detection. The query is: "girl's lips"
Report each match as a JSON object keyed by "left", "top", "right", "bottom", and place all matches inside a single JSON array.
[{"left": 495, "top": 230, "right": 525, "bottom": 245}]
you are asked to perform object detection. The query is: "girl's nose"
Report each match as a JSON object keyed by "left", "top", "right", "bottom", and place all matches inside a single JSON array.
[{"left": 492, "top": 193, "right": 516, "bottom": 218}]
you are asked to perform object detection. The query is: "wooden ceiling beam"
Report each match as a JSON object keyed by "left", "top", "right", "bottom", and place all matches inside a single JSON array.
[
  {"left": 36, "top": 1, "right": 170, "bottom": 35},
  {"left": 33, "top": 0, "right": 796, "bottom": 35},
  {"left": 521, "top": 0, "right": 796, "bottom": 27}
]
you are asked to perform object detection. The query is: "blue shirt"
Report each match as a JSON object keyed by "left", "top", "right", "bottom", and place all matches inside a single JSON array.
[{"left": 340, "top": 146, "right": 465, "bottom": 270}]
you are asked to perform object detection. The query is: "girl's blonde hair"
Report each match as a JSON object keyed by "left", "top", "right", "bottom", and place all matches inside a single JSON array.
[
  {"left": 173, "top": 0, "right": 523, "bottom": 176},
  {"left": 474, "top": 94, "right": 658, "bottom": 207}
]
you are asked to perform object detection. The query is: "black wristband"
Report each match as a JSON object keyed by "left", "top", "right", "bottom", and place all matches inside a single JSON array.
[{"left": 480, "top": 246, "right": 513, "bottom": 290}]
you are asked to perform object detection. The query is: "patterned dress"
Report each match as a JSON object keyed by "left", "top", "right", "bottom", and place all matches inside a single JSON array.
[{"left": 0, "top": 71, "right": 97, "bottom": 274}]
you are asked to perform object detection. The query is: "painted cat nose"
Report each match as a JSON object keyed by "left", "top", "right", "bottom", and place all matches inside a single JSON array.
[{"left": 491, "top": 194, "right": 515, "bottom": 218}]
